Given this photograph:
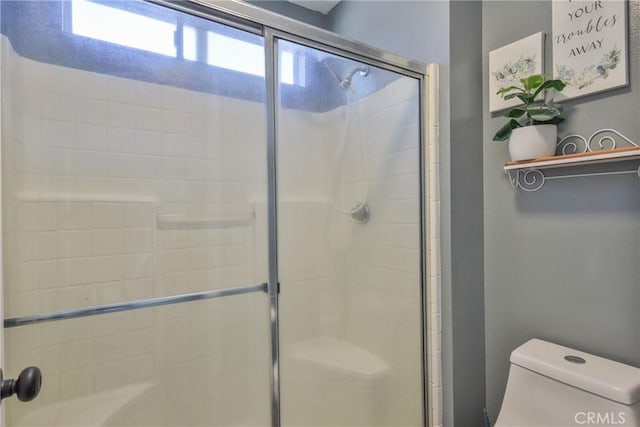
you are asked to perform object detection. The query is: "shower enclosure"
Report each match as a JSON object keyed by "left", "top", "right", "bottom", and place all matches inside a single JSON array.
[{"left": 0, "top": 1, "right": 429, "bottom": 426}]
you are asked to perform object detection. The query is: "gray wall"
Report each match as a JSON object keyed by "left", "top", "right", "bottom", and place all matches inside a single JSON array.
[
  {"left": 483, "top": 0, "right": 640, "bottom": 423},
  {"left": 327, "top": 1, "right": 450, "bottom": 64},
  {"left": 329, "top": 2, "right": 485, "bottom": 426},
  {"left": 449, "top": 2, "right": 485, "bottom": 426},
  {"left": 245, "top": 0, "right": 328, "bottom": 27}
]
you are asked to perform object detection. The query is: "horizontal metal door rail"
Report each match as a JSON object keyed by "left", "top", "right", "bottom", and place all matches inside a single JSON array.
[{"left": 4, "top": 283, "right": 268, "bottom": 328}]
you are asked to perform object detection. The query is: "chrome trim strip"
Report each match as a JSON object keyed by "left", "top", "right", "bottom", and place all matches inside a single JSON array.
[
  {"left": 4, "top": 283, "right": 268, "bottom": 328},
  {"left": 146, "top": 0, "right": 263, "bottom": 35},
  {"left": 419, "top": 72, "right": 429, "bottom": 427},
  {"left": 265, "top": 29, "right": 281, "bottom": 427},
  {"left": 208, "top": 0, "right": 427, "bottom": 74},
  {"left": 425, "top": 64, "right": 441, "bottom": 427},
  {"left": 151, "top": 0, "right": 428, "bottom": 75},
  {"left": 269, "top": 29, "right": 424, "bottom": 80}
]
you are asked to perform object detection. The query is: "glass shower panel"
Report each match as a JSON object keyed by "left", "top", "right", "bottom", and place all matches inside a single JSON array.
[
  {"left": 1, "top": 1, "right": 270, "bottom": 425},
  {"left": 4, "top": 293, "right": 269, "bottom": 426},
  {"left": 276, "top": 40, "right": 424, "bottom": 426}
]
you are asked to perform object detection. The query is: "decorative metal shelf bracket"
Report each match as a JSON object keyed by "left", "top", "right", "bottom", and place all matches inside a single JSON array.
[{"left": 505, "top": 129, "right": 640, "bottom": 192}]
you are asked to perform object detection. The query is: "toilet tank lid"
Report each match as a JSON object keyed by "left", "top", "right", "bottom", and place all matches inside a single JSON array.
[{"left": 510, "top": 339, "right": 640, "bottom": 405}]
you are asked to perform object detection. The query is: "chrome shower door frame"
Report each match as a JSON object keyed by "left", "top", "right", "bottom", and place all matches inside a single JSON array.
[{"left": 262, "top": 27, "right": 431, "bottom": 427}]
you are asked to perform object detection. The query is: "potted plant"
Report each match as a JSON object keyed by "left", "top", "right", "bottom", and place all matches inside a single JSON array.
[{"left": 493, "top": 74, "right": 567, "bottom": 161}]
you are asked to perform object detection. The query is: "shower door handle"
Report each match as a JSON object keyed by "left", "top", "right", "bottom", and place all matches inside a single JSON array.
[{"left": 0, "top": 366, "right": 42, "bottom": 404}]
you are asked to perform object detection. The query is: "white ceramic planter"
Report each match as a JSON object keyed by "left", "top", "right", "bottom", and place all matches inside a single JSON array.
[{"left": 508, "top": 125, "right": 557, "bottom": 161}]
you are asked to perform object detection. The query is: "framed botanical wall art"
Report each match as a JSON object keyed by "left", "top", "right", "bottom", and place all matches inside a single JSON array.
[
  {"left": 489, "top": 32, "right": 544, "bottom": 113},
  {"left": 552, "top": 0, "right": 627, "bottom": 101}
]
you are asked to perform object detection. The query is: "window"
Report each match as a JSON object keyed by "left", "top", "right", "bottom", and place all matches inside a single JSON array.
[
  {"left": 207, "top": 32, "right": 264, "bottom": 78},
  {"left": 280, "top": 50, "right": 296, "bottom": 86},
  {"left": 206, "top": 33, "right": 297, "bottom": 85},
  {"left": 71, "top": 0, "right": 177, "bottom": 57},
  {"left": 71, "top": 0, "right": 300, "bottom": 85},
  {"left": 183, "top": 25, "right": 198, "bottom": 61}
]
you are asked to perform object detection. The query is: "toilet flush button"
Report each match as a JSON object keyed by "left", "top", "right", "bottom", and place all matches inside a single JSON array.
[{"left": 564, "top": 355, "right": 586, "bottom": 364}]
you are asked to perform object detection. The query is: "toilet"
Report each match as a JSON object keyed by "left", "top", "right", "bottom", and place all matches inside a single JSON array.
[{"left": 495, "top": 338, "right": 640, "bottom": 426}]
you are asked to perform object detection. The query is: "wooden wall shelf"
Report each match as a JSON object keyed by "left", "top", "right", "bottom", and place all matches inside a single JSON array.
[{"left": 504, "top": 130, "right": 640, "bottom": 191}]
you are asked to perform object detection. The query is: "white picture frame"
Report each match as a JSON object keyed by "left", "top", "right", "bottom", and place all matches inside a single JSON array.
[
  {"left": 552, "top": 0, "right": 628, "bottom": 101},
  {"left": 489, "top": 32, "right": 544, "bottom": 113}
]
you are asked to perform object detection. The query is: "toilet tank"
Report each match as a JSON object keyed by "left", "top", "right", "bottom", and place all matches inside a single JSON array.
[{"left": 495, "top": 339, "right": 640, "bottom": 427}]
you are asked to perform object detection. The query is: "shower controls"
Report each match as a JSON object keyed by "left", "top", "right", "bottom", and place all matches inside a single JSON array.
[
  {"left": 0, "top": 366, "right": 42, "bottom": 404},
  {"left": 350, "top": 203, "right": 371, "bottom": 224}
]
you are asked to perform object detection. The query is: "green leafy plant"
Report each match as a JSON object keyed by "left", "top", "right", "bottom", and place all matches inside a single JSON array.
[{"left": 493, "top": 74, "right": 567, "bottom": 142}]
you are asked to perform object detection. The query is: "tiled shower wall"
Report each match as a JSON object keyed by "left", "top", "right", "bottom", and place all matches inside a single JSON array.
[
  {"left": 341, "top": 77, "right": 423, "bottom": 425},
  {"left": 277, "top": 74, "right": 422, "bottom": 427},
  {"left": 276, "top": 105, "right": 345, "bottom": 345},
  {"left": 1, "top": 36, "right": 271, "bottom": 426}
]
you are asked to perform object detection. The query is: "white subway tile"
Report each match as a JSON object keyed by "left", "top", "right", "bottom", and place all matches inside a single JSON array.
[
  {"left": 163, "top": 110, "right": 189, "bottom": 134},
  {"left": 135, "top": 81, "right": 163, "bottom": 108},
  {"left": 135, "top": 106, "right": 163, "bottom": 131},
  {"left": 91, "top": 203, "right": 124, "bottom": 229},
  {"left": 64, "top": 285, "right": 96, "bottom": 309},
  {"left": 122, "top": 228, "right": 153, "bottom": 253},
  {"left": 41, "top": 119, "right": 76, "bottom": 148},
  {"left": 162, "top": 86, "right": 192, "bottom": 112},
  {"left": 109, "top": 153, "right": 153, "bottom": 179},
  {"left": 159, "top": 158, "right": 188, "bottom": 179},
  {"left": 135, "top": 130, "right": 164, "bottom": 155},
  {"left": 75, "top": 123, "right": 107, "bottom": 151},
  {"left": 17, "top": 232, "right": 38, "bottom": 262},
  {"left": 37, "top": 260, "right": 66, "bottom": 290},
  {"left": 107, "top": 127, "right": 137, "bottom": 153},
  {"left": 162, "top": 133, "right": 188, "bottom": 157},
  {"left": 127, "top": 353, "right": 155, "bottom": 382},
  {"left": 60, "top": 367, "right": 93, "bottom": 399},
  {"left": 20, "top": 116, "right": 43, "bottom": 146},
  {"left": 74, "top": 97, "right": 107, "bottom": 125},
  {"left": 38, "top": 288, "right": 63, "bottom": 313},
  {"left": 92, "top": 255, "right": 125, "bottom": 283},
  {"left": 68, "top": 149, "right": 110, "bottom": 177},
  {"left": 107, "top": 76, "right": 138, "bottom": 104},
  {"left": 124, "top": 278, "right": 153, "bottom": 301},
  {"left": 18, "top": 202, "right": 57, "bottom": 231},
  {"left": 21, "top": 146, "right": 68, "bottom": 175},
  {"left": 62, "top": 257, "right": 94, "bottom": 286},
  {"left": 91, "top": 229, "right": 123, "bottom": 256},
  {"left": 57, "top": 203, "right": 93, "bottom": 230},
  {"left": 161, "top": 249, "right": 189, "bottom": 273},
  {"left": 7, "top": 291, "right": 38, "bottom": 318},
  {"left": 74, "top": 71, "right": 107, "bottom": 100},
  {"left": 94, "top": 332, "right": 129, "bottom": 365},
  {"left": 92, "top": 312, "right": 126, "bottom": 337},
  {"left": 122, "top": 253, "right": 152, "bottom": 279},
  {"left": 108, "top": 102, "right": 137, "bottom": 129},
  {"left": 123, "top": 203, "right": 153, "bottom": 228},
  {"left": 189, "top": 113, "right": 207, "bottom": 137},
  {"left": 42, "top": 93, "right": 75, "bottom": 122},
  {"left": 58, "top": 339, "right": 94, "bottom": 372}
]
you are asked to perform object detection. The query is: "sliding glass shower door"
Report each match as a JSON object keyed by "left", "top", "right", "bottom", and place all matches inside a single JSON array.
[
  {"left": 275, "top": 39, "right": 424, "bottom": 427},
  {"left": 0, "top": 2, "right": 428, "bottom": 426},
  {"left": 1, "top": 1, "right": 271, "bottom": 425}
]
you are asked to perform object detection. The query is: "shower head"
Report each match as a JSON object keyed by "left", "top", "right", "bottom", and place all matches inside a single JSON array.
[
  {"left": 322, "top": 59, "right": 370, "bottom": 91},
  {"left": 339, "top": 66, "right": 370, "bottom": 90}
]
